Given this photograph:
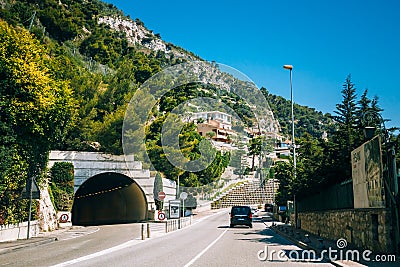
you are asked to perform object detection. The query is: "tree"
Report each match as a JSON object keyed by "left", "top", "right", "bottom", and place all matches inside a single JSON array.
[
  {"left": 230, "top": 148, "right": 246, "bottom": 176},
  {"left": 0, "top": 20, "right": 76, "bottom": 176},
  {"left": 0, "top": 20, "right": 75, "bottom": 223},
  {"left": 206, "top": 131, "right": 216, "bottom": 139},
  {"left": 153, "top": 172, "right": 164, "bottom": 210},
  {"left": 394, "top": 134, "right": 400, "bottom": 171},
  {"left": 358, "top": 89, "right": 372, "bottom": 119},
  {"left": 273, "top": 161, "right": 293, "bottom": 206},
  {"left": 293, "top": 133, "right": 324, "bottom": 196},
  {"left": 0, "top": 149, "right": 29, "bottom": 225},
  {"left": 248, "top": 136, "right": 263, "bottom": 171},
  {"left": 332, "top": 75, "right": 359, "bottom": 181}
]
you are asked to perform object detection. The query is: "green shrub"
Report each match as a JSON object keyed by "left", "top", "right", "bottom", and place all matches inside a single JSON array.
[{"left": 50, "top": 162, "right": 74, "bottom": 211}]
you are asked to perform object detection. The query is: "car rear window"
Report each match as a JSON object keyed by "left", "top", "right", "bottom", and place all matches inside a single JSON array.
[{"left": 231, "top": 206, "right": 250, "bottom": 215}]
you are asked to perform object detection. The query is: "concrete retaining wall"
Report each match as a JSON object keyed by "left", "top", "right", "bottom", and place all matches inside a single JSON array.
[
  {"left": 298, "top": 208, "right": 393, "bottom": 253},
  {"left": 0, "top": 221, "right": 39, "bottom": 242}
]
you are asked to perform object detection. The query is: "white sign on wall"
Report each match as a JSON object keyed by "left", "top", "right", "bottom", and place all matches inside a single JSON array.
[{"left": 352, "top": 136, "right": 385, "bottom": 208}]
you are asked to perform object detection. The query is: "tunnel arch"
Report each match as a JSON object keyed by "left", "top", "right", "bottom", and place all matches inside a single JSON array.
[{"left": 72, "top": 172, "right": 148, "bottom": 225}]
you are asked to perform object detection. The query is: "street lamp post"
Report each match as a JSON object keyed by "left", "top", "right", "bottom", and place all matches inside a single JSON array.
[
  {"left": 283, "top": 64, "right": 298, "bottom": 228},
  {"left": 283, "top": 65, "right": 296, "bottom": 175}
]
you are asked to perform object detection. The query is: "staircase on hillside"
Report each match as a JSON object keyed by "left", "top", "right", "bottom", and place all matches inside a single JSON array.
[{"left": 211, "top": 179, "right": 279, "bottom": 209}]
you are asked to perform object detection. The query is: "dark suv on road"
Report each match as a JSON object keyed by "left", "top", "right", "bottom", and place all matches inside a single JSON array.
[{"left": 230, "top": 206, "right": 252, "bottom": 228}]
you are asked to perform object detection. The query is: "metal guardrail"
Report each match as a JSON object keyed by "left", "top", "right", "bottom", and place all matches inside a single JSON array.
[{"left": 140, "top": 216, "right": 193, "bottom": 239}]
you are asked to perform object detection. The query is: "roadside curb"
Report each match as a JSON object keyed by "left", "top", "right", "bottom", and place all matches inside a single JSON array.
[{"left": 0, "top": 237, "right": 57, "bottom": 255}]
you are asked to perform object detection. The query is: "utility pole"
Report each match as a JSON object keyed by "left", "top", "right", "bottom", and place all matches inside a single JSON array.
[{"left": 27, "top": 176, "right": 33, "bottom": 239}]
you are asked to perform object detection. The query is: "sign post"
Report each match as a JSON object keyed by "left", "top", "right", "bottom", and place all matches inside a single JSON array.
[
  {"left": 169, "top": 200, "right": 180, "bottom": 219},
  {"left": 21, "top": 176, "right": 40, "bottom": 239},
  {"left": 180, "top": 192, "right": 188, "bottom": 217}
]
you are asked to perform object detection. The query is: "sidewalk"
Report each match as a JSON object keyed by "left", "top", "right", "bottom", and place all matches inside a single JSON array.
[
  {"left": 0, "top": 226, "right": 77, "bottom": 254},
  {"left": 271, "top": 222, "right": 400, "bottom": 267}
]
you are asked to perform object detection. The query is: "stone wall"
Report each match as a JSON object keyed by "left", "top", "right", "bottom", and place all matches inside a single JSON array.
[
  {"left": 0, "top": 221, "right": 39, "bottom": 242},
  {"left": 298, "top": 208, "right": 393, "bottom": 253}
]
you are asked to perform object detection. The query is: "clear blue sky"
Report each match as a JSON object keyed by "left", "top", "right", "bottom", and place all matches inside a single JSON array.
[{"left": 107, "top": 0, "right": 400, "bottom": 129}]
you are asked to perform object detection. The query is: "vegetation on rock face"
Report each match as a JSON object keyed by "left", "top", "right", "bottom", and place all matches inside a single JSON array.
[
  {"left": 260, "top": 87, "right": 335, "bottom": 140},
  {"left": 145, "top": 112, "right": 231, "bottom": 188},
  {"left": 0, "top": 0, "right": 398, "bottom": 223},
  {"left": 50, "top": 162, "right": 74, "bottom": 211},
  {"left": 0, "top": 1, "right": 236, "bottom": 222}
]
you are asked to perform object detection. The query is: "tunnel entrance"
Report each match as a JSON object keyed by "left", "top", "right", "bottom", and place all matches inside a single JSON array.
[{"left": 72, "top": 172, "right": 148, "bottom": 225}]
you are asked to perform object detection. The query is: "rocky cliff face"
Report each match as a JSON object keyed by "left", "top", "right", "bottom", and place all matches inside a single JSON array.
[
  {"left": 38, "top": 186, "right": 58, "bottom": 231},
  {"left": 98, "top": 15, "right": 194, "bottom": 60},
  {"left": 98, "top": 16, "right": 166, "bottom": 50}
]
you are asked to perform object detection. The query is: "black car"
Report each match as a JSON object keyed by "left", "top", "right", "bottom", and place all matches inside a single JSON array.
[
  {"left": 264, "top": 203, "right": 273, "bottom": 212},
  {"left": 230, "top": 206, "right": 252, "bottom": 228}
]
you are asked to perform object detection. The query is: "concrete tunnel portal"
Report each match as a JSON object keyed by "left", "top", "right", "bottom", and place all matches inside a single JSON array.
[{"left": 72, "top": 172, "right": 148, "bottom": 225}]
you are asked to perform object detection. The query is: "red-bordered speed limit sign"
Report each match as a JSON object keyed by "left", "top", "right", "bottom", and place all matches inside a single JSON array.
[
  {"left": 60, "top": 213, "right": 69, "bottom": 223},
  {"left": 158, "top": 211, "right": 166, "bottom": 221}
]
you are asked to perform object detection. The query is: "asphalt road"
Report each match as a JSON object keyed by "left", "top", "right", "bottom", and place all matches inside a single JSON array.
[
  {"left": 0, "top": 224, "right": 142, "bottom": 266},
  {"left": 0, "top": 210, "right": 334, "bottom": 267}
]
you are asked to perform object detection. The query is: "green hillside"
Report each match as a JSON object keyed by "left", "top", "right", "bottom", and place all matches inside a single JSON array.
[
  {"left": 2, "top": 0, "right": 397, "bottom": 224},
  {"left": 0, "top": 0, "right": 335, "bottom": 155}
]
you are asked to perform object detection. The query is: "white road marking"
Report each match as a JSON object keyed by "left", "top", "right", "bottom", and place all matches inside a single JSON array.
[
  {"left": 183, "top": 228, "right": 229, "bottom": 267},
  {"left": 50, "top": 238, "right": 144, "bottom": 267},
  {"left": 51, "top": 210, "right": 228, "bottom": 266}
]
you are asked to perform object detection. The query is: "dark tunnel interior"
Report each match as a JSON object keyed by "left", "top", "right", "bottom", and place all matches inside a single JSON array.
[{"left": 72, "top": 172, "right": 148, "bottom": 225}]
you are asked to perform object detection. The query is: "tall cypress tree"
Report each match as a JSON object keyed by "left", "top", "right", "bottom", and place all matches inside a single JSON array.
[
  {"left": 358, "top": 89, "right": 371, "bottom": 121},
  {"left": 356, "top": 89, "right": 373, "bottom": 146},
  {"left": 153, "top": 172, "right": 164, "bottom": 210},
  {"left": 332, "top": 75, "right": 359, "bottom": 181}
]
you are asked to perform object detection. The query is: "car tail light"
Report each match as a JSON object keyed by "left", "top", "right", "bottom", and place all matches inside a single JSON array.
[{"left": 249, "top": 213, "right": 253, "bottom": 219}]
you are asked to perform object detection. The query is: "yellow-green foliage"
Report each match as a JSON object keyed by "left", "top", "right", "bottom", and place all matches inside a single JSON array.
[{"left": 0, "top": 19, "right": 76, "bottom": 224}]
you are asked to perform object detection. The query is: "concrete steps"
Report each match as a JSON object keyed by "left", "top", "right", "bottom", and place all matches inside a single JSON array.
[{"left": 211, "top": 179, "right": 279, "bottom": 209}]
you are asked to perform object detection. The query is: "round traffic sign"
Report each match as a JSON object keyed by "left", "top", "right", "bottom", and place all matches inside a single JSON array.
[
  {"left": 60, "top": 213, "right": 69, "bottom": 223},
  {"left": 180, "top": 192, "right": 188, "bottom": 200},
  {"left": 158, "top": 211, "right": 166, "bottom": 221},
  {"left": 158, "top": 191, "right": 166, "bottom": 200}
]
